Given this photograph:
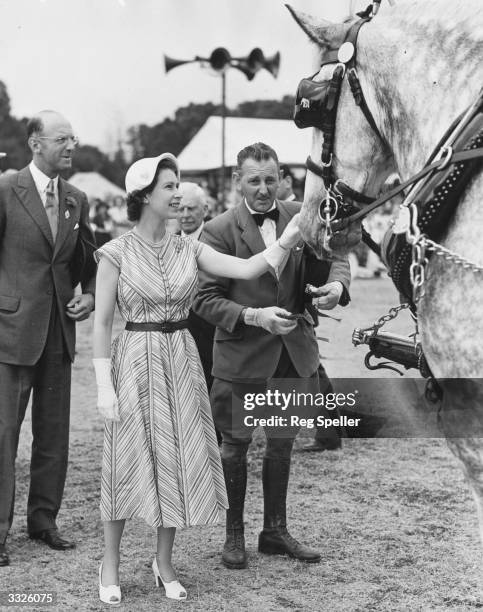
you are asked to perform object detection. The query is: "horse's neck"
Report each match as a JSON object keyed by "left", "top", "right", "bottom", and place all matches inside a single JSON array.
[{"left": 359, "top": 0, "right": 483, "bottom": 178}]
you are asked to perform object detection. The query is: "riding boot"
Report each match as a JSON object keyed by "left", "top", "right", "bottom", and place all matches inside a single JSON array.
[
  {"left": 221, "top": 458, "right": 248, "bottom": 569},
  {"left": 258, "top": 457, "right": 321, "bottom": 563}
]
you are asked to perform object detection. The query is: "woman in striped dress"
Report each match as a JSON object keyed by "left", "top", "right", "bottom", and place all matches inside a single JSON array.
[{"left": 92, "top": 153, "right": 300, "bottom": 604}]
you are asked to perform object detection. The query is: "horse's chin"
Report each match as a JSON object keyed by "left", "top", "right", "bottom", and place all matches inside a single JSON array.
[{"left": 300, "top": 201, "right": 362, "bottom": 259}]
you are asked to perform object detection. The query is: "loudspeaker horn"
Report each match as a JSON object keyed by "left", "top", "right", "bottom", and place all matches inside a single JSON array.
[
  {"left": 209, "top": 47, "right": 231, "bottom": 71},
  {"left": 231, "top": 60, "right": 257, "bottom": 81},
  {"left": 164, "top": 55, "right": 195, "bottom": 73},
  {"left": 247, "top": 47, "right": 265, "bottom": 71},
  {"left": 264, "top": 51, "right": 280, "bottom": 78}
]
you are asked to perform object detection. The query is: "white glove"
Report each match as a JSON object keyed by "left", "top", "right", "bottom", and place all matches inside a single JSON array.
[
  {"left": 279, "top": 212, "right": 301, "bottom": 249},
  {"left": 93, "top": 358, "right": 119, "bottom": 422},
  {"left": 244, "top": 306, "right": 297, "bottom": 335},
  {"left": 262, "top": 213, "right": 302, "bottom": 271},
  {"left": 262, "top": 240, "right": 290, "bottom": 271}
]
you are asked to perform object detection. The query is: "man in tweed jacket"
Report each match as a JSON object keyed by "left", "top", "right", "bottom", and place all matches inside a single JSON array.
[{"left": 193, "top": 142, "right": 350, "bottom": 569}]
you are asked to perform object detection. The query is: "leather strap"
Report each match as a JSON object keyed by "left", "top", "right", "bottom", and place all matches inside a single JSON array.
[
  {"left": 308, "top": 146, "right": 483, "bottom": 229},
  {"left": 342, "top": 146, "right": 483, "bottom": 224},
  {"left": 335, "top": 180, "right": 376, "bottom": 204},
  {"left": 125, "top": 320, "right": 189, "bottom": 333}
]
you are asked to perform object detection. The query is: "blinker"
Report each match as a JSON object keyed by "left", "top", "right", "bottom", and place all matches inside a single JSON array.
[{"left": 293, "top": 65, "right": 345, "bottom": 130}]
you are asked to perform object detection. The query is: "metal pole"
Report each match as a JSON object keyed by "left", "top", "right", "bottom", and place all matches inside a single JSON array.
[{"left": 220, "top": 70, "right": 226, "bottom": 206}]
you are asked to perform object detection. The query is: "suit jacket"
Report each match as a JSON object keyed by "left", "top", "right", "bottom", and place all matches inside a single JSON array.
[
  {"left": 0, "top": 166, "right": 96, "bottom": 365},
  {"left": 192, "top": 199, "right": 351, "bottom": 381}
]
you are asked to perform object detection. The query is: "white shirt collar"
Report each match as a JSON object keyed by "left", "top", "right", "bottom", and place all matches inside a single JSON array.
[
  {"left": 181, "top": 221, "right": 204, "bottom": 241},
  {"left": 29, "top": 160, "right": 59, "bottom": 194},
  {"left": 244, "top": 199, "right": 277, "bottom": 215}
]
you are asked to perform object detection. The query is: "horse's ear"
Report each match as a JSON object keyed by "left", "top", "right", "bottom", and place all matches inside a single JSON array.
[{"left": 285, "top": 4, "right": 345, "bottom": 49}]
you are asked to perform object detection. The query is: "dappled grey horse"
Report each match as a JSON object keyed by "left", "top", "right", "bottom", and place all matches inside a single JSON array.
[{"left": 288, "top": 0, "right": 483, "bottom": 545}]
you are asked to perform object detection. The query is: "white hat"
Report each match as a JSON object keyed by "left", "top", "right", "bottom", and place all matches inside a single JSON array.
[{"left": 125, "top": 153, "right": 179, "bottom": 195}]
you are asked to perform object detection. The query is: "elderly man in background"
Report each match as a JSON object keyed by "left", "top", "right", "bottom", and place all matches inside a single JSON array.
[
  {"left": 178, "top": 182, "right": 209, "bottom": 240},
  {"left": 177, "top": 182, "right": 216, "bottom": 394}
]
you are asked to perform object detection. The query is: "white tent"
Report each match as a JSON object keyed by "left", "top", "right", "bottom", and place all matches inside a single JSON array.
[
  {"left": 177, "top": 116, "right": 312, "bottom": 172},
  {"left": 69, "top": 172, "right": 125, "bottom": 200}
]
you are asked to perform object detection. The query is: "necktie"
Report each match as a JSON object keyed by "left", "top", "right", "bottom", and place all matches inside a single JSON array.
[
  {"left": 252, "top": 208, "right": 279, "bottom": 226},
  {"left": 45, "top": 179, "right": 59, "bottom": 242}
]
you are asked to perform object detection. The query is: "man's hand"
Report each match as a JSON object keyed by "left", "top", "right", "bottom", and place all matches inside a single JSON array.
[
  {"left": 311, "top": 281, "right": 343, "bottom": 310},
  {"left": 66, "top": 293, "right": 95, "bottom": 321},
  {"left": 245, "top": 306, "right": 298, "bottom": 335}
]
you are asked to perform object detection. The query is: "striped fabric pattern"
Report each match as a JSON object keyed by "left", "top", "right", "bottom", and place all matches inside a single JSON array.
[{"left": 95, "top": 231, "right": 228, "bottom": 528}]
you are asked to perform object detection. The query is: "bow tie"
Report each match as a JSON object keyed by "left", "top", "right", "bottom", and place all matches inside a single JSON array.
[{"left": 252, "top": 208, "right": 279, "bottom": 226}]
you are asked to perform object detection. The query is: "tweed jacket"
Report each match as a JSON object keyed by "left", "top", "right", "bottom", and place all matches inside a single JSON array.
[{"left": 192, "top": 199, "right": 350, "bottom": 381}]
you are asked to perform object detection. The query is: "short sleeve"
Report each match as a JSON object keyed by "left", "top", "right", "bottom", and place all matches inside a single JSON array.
[{"left": 94, "top": 238, "right": 122, "bottom": 269}]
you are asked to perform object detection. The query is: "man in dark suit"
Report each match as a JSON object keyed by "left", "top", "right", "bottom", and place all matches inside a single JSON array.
[
  {"left": 0, "top": 110, "right": 96, "bottom": 566},
  {"left": 193, "top": 142, "right": 350, "bottom": 569}
]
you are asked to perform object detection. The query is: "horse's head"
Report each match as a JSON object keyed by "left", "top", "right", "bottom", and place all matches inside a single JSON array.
[{"left": 287, "top": 6, "right": 398, "bottom": 256}]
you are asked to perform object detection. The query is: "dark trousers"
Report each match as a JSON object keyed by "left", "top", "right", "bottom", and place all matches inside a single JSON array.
[
  {"left": 0, "top": 303, "right": 71, "bottom": 543},
  {"left": 314, "top": 363, "right": 343, "bottom": 445},
  {"left": 210, "top": 346, "right": 310, "bottom": 462}
]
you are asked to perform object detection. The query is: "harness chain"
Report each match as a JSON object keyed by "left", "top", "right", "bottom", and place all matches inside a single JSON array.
[
  {"left": 365, "top": 303, "right": 410, "bottom": 335},
  {"left": 423, "top": 240, "right": 483, "bottom": 273},
  {"left": 391, "top": 127, "right": 483, "bottom": 303}
]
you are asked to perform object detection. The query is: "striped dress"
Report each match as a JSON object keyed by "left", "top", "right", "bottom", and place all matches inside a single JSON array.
[{"left": 95, "top": 230, "right": 228, "bottom": 528}]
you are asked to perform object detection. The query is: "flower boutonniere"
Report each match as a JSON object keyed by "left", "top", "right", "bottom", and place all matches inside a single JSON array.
[{"left": 65, "top": 196, "right": 77, "bottom": 208}]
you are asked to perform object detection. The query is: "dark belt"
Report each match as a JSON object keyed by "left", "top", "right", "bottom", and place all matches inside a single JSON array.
[{"left": 125, "top": 320, "right": 189, "bottom": 333}]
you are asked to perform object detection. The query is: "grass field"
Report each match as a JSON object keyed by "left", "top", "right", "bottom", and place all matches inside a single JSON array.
[{"left": 1, "top": 277, "right": 482, "bottom": 611}]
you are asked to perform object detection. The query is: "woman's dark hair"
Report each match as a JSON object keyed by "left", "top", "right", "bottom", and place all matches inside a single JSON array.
[{"left": 126, "top": 157, "right": 179, "bottom": 222}]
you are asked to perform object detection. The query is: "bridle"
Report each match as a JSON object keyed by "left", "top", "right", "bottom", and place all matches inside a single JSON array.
[
  {"left": 293, "top": 11, "right": 389, "bottom": 250},
  {"left": 294, "top": 9, "right": 483, "bottom": 252}
]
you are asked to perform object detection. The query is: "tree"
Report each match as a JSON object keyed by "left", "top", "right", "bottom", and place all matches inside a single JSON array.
[
  {"left": 0, "top": 81, "right": 11, "bottom": 122},
  {"left": 127, "top": 102, "right": 221, "bottom": 161},
  {"left": 233, "top": 95, "right": 295, "bottom": 120},
  {"left": 71, "top": 144, "right": 107, "bottom": 173},
  {"left": 0, "top": 81, "right": 30, "bottom": 169},
  {"left": 0, "top": 116, "right": 30, "bottom": 169},
  {"left": 68, "top": 144, "right": 127, "bottom": 188}
]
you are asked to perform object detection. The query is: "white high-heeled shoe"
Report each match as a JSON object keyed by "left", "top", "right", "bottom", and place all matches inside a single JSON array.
[
  {"left": 152, "top": 557, "right": 187, "bottom": 601},
  {"left": 99, "top": 562, "right": 121, "bottom": 606}
]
